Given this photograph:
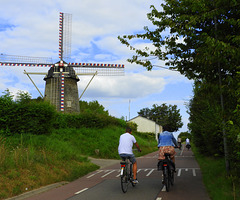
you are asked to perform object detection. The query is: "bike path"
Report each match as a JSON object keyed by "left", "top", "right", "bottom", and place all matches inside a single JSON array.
[
  {"left": 155, "top": 147, "right": 210, "bottom": 200},
  {"left": 13, "top": 147, "right": 210, "bottom": 200}
]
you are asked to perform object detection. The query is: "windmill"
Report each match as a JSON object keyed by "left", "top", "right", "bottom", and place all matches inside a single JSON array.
[{"left": 0, "top": 12, "right": 124, "bottom": 113}]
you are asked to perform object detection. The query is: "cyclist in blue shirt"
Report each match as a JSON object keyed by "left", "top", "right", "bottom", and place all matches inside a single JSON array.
[{"left": 158, "top": 125, "right": 178, "bottom": 166}]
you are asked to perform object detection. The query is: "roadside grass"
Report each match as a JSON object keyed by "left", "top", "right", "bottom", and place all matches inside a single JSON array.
[
  {"left": 192, "top": 146, "right": 240, "bottom": 200},
  {"left": 0, "top": 127, "right": 157, "bottom": 199},
  {"left": 0, "top": 136, "right": 98, "bottom": 199}
]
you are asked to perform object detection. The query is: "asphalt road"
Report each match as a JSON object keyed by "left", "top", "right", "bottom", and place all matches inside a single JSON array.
[{"left": 11, "top": 146, "right": 210, "bottom": 200}]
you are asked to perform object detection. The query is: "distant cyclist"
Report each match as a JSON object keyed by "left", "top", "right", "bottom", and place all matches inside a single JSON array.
[
  {"left": 118, "top": 127, "right": 141, "bottom": 184},
  {"left": 186, "top": 138, "right": 191, "bottom": 150},
  {"left": 177, "top": 137, "right": 182, "bottom": 149},
  {"left": 158, "top": 125, "right": 178, "bottom": 170}
]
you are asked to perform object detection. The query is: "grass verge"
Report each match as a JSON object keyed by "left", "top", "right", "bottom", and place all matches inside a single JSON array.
[
  {"left": 192, "top": 146, "right": 240, "bottom": 200},
  {"left": 0, "top": 127, "right": 157, "bottom": 199}
]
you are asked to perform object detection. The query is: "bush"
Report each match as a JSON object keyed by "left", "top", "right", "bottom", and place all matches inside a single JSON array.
[
  {"left": 0, "top": 90, "right": 126, "bottom": 135},
  {"left": 0, "top": 92, "right": 56, "bottom": 135},
  {"left": 53, "top": 112, "right": 126, "bottom": 129}
]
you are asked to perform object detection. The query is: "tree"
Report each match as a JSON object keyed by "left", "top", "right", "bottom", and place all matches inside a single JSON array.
[
  {"left": 16, "top": 90, "right": 32, "bottom": 104},
  {"left": 187, "top": 81, "right": 225, "bottom": 155},
  {"left": 118, "top": 0, "right": 240, "bottom": 81},
  {"left": 138, "top": 103, "right": 183, "bottom": 132},
  {"left": 79, "top": 100, "right": 109, "bottom": 115}
]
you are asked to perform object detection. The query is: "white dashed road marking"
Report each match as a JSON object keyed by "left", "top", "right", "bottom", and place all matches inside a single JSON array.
[
  {"left": 101, "top": 170, "right": 115, "bottom": 178},
  {"left": 75, "top": 188, "right": 88, "bottom": 194},
  {"left": 177, "top": 168, "right": 182, "bottom": 176},
  {"left": 87, "top": 168, "right": 200, "bottom": 179},
  {"left": 87, "top": 170, "right": 103, "bottom": 178},
  {"left": 146, "top": 169, "right": 154, "bottom": 176},
  {"left": 193, "top": 169, "right": 196, "bottom": 176}
]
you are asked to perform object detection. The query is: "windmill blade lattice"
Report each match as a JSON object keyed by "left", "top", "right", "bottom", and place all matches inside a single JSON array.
[
  {"left": 71, "top": 63, "right": 124, "bottom": 76},
  {"left": 59, "top": 12, "right": 72, "bottom": 61},
  {"left": 0, "top": 54, "right": 53, "bottom": 67},
  {"left": 0, "top": 12, "right": 124, "bottom": 113}
]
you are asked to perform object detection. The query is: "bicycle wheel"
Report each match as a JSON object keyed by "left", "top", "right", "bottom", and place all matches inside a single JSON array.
[
  {"left": 170, "top": 169, "right": 174, "bottom": 186},
  {"left": 121, "top": 166, "right": 129, "bottom": 193},
  {"left": 163, "top": 166, "right": 170, "bottom": 192}
]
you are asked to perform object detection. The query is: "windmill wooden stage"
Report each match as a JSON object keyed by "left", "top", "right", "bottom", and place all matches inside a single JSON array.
[{"left": 0, "top": 12, "right": 124, "bottom": 113}]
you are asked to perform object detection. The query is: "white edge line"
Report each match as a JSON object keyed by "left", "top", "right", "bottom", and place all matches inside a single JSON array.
[{"left": 75, "top": 188, "right": 88, "bottom": 195}]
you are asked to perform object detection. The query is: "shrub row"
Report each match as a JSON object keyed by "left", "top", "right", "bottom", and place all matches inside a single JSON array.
[
  {"left": 0, "top": 100, "right": 56, "bottom": 135},
  {"left": 0, "top": 91, "right": 126, "bottom": 135},
  {"left": 53, "top": 112, "right": 126, "bottom": 129}
]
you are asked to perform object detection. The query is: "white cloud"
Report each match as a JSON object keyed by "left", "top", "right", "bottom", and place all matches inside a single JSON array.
[{"left": 78, "top": 71, "right": 166, "bottom": 99}]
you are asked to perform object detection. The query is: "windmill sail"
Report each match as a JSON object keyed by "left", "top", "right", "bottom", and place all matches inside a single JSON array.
[
  {"left": 59, "top": 12, "right": 72, "bottom": 61},
  {"left": 0, "top": 54, "right": 53, "bottom": 67},
  {"left": 0, "top": 12, "right": 125, "bottom": 114}
]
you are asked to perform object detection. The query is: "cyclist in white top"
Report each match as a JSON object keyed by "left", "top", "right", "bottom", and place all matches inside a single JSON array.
[{"left": 118, "top": 127, "right": 141, "bottom": 184}]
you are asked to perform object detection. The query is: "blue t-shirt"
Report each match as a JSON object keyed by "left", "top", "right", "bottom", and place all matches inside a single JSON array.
[{"left": 158, "top": 131, "right": 177, "bottom": 147}]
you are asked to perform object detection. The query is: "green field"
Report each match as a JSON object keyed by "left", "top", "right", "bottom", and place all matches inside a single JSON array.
[{"left": 0, "top": 127, "right": 158, "bottom": 199}]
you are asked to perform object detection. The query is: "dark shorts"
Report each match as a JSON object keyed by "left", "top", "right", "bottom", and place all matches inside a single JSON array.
[{"left": 119, "top": 154, "right": 136, "bottom": 164}]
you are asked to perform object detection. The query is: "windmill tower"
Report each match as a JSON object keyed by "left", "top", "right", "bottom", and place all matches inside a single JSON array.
[{"left": 0, "top": 12, "right": 124, "bottom": 113}]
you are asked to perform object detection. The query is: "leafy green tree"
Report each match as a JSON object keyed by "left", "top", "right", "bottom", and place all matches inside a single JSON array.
[
  {"left": 187, "top": 81, "right": 223, "bottom": 155},
  {"left": 16, "top": 90, "right": 32, "bottom": 104},
  {"left": 118, "top": 0, "right": 240, "bottom": 81},
  {"left": 138, "top": 103, "right": 183, "bottom": 132},
  {"left": 79, "top": 100, "right": 109, "bottom": 115}
]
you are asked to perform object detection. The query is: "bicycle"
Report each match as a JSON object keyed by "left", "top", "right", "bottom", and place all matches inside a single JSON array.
[
  {"left": 186, "top": 143, "right": 191, "bottom": 150},
  {"left": 120, "top": 157, "right": 136, "bottom": 193},
  {"left": 157, "top": 153, "right": 175, "bottom": 192}
]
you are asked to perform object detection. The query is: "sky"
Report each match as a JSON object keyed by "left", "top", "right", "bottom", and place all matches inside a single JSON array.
[{"left": 0, "top": 0, "right": 193, "bottom": 136}]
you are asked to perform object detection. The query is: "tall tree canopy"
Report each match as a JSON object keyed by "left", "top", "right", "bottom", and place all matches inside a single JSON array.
[
  {"left": 118, "top": 0, "right": 240, "bottom": 81},
  {"left": 138, "top": 103, "right": 183, "bottom": 132}
]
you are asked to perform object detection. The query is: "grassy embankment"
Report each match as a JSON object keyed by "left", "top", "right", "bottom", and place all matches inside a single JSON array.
[
  {"left": 192, "top": 146, "right": 240, "bottom": 200},
  {"left": 0, "top": 127, "right": 158, "bottom": 199}
]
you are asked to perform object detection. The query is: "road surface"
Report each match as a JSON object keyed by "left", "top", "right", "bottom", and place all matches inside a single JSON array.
[{"left": 12, "top": 146, "right": 210, "bottom": 200}]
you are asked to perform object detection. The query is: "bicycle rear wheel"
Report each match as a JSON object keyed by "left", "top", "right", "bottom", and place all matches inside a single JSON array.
[
  {"left": 163, "top": 166, "right": 170, "bottom": 192},
  {"left": 121, "top": 167, "right": 129, "bottom": 193},
  {"left": 170, "top": 169, "right": 174, "bottom": 186}
]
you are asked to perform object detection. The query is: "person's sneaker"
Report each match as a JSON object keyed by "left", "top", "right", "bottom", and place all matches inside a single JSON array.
[{"left": 132, "top": 179, "right": 139, "bottom": 184}]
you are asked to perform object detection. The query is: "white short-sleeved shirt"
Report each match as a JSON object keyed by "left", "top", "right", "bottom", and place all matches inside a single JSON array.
[{"left": 118, "top": 133, "right": 136, "bottom": 155}]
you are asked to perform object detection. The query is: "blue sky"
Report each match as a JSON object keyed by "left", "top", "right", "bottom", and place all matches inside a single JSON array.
[{"left": 0, "top": 0, "right": 193, "bottom": 136}]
